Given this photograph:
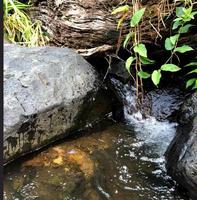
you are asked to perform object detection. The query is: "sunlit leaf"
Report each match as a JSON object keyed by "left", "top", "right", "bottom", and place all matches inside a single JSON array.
[
  {"left": 170, "top": 34, "right": 179, "bottom": 45},
  {"left": 185, "top": 62, "right": 197, "bottom": 67},
  {"left": 161, "top": 64, "right": 181, "bottom": 72},
  {"left": 165, "top": 38, "right": 174, "bottom": 50},
  {"left": 172, "top": 20, "right": 183, "bottom": 30},
  {"left": 138, "top": 71, "right": 150, "bottom": 79},
  {"left": 125, "top": 56, "right": 135, "bottom": 72},
  {"left": 173, "top": 17, "right": 182, "bottom": 22},
  {"left": 130, "top": 7, "right": 146, "bottom": 27},
  {"left": 134, "top": 43, "right": 147, "bottom": 57},
  {"left": 176, "top": 7, "right": 184, "bottom": 17},
  {"left": 191, "top": 11, "right": 197, "bottom": 18},
  {"left": 123, "top": 32, "right": 133, "bottom": 48},
  {"left": 187, "top": 69, "right": 197, "bottom": 74},
  {"left": 140, "top": 56, "right": 155, "bottom": 65},
  {"left": 186, "top": 78, "right": 196, "bottom": 88},
  {"left": 151, "top": 70, "right": 161, "bottom": 86},
  {"left": 174, "top": 45, "right": 194, "bottom": 53},
  {"left": 192, "top": 80, "right": 197, "bottom": 90},
  {"left": 179, "top": 24, "right": 193, "bottom": 33},
  {"left": 183, "top": 6, "right": 192, "bottom": 16}
]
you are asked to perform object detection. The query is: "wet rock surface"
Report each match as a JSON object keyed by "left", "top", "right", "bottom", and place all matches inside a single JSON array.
[
  {"left": 165, "top": 91, "right": 197, "bottom": 199},
  {"left": 108, "top": 58, "right": 130, "bottom": 84},
  {"left": 4, "top": 44, "right": 115, "bottom": 164},
  {"left": 108, "top": 77, "right": 184, "bottom": 121},
  {"left": 142, "top": 88, "right": 184, "bottom": 121}
]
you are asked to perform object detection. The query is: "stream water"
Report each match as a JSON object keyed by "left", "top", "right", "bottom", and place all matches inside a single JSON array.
[
  {"left": 4, "top": 80, "right": 188, "bottom": 200},
  {"left": 4, "top": 121, "right": 188, "bottom": 200}
]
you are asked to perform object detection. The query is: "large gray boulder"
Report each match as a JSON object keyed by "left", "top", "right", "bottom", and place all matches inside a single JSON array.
[
  {"left": 4, "top": 44, "right": 114, "bottom": 164},
  {"left": 165, "top": 91, "right": 197, "bottom": 199}
]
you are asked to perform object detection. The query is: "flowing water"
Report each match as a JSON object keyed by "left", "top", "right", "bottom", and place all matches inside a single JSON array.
[
  {"left": 4, "top": 79, "right": 188, "bottom": 200},
  {"left": 4, "top": 122, "right": 188, "bottom": 200}
]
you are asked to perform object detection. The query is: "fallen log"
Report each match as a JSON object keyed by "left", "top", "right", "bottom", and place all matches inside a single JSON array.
[{"left": 30, "top": 0, "right": 196, "bottom": 57}]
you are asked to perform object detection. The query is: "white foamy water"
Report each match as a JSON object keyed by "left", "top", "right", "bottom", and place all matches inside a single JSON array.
[{"left": 123, "top": 86, "right": 178, "bottom": 157}]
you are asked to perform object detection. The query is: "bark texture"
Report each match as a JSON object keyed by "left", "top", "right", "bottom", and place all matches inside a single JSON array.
[{"left": 30, "top": 0, "right": 196, "bottom": 56}]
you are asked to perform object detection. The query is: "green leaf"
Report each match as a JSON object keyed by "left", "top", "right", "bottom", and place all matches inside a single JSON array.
[
  {"left": 140, "top": 56, "right": 155, "bottom": 65},
  {"left": 173, "top": 17, "right": 182, "bottom": 22},
  {"left": 112, "top": 5, "right": 129, "bottom": 14},
  {"left": 170, "top": 34, "right": 179, "bottom": 45},
  {"left": 176, "top": 7, "right": 184, "bottom": 17},
  {"left": 125, "top": 56, "right": 135, "bottom": 72},
  {"left": 151, "top": 70, "right": 161, "bottom": 86},
  {"left": 192, "top": 80, "right": 197, "bottom": 90},
  {"left": 183, "top": 7, "right": 192, "bottom": 16},
  {"left": 191, "top": 11, "right": 197, "bottom": 18},
  {"left": 165, "top": 38, "right": 174, "bottom": 50},
  {"left": 161, "top": 64, "right": 181, "bottom": 72},
  {"left": 174, "top": 45, "right": 194, "bottom": 53},
  {"left": 172, "top": 20, "right": 183, "bottom": 30},
  {"left": 186, "top": 78, "right": 196, "bottom": 88},
  {"left": 185, "top": 62, "right": 197, "bottom": 67},
  {"left": 138, "top": 71, "right": 150, "bottom": 79},
  {"left": 130, "top": 7, "right": 146, "bottom": 27},
  {"left": 179, "top": 24, "right": 193, "bottom": 33},
  {"left": 187, "top": 69, "right": 197, "bottom": 74},
  {"left": 133, "top": 43, "right": 147, "bottom": 57},
  {"left": 123, "top": 32, "right": 133, "bottom": 48}
]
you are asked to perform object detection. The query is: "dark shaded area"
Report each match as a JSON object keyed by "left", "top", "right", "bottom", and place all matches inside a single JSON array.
[{"left": 165, "top": 92, "right": 197, "bottom": 200}]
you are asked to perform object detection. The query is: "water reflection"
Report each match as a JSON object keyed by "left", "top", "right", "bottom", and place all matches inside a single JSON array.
[{"left": 4, "top": 123, "right": 188, "bottom": 200}]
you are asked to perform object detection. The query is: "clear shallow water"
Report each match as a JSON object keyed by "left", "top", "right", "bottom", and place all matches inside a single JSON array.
[{"left": 4, "top": 122, "right": 188, "bottom": 200}]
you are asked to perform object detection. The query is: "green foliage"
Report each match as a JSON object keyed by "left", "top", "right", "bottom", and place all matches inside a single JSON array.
[
  {"left": 186, "top": 78, "right": 196, "bottom": 88},
  {"left": 112, "top": 0, "right": 196, "bottom": 101},
  {"left": 151, "top": 70, "right": 161, "bottom": 87},
  {"left": 125, "top": 56, "right": 135, "bottom": 72},
  {"left": 130, "top": 8, "right": 146, "bottom": 27},
  {"left": 184, "top": 62, "right": 197, "bottom": 89},
  {"left": 174, "top": 45, "right": 193, "bottom": 53},
  {"left": 179, "top": 24, "right": 193, "bottom": 33},
  {"left": 133, "top": 44, "right": 147, "bottom": 58},
  {"left": 140, "top": 0, "right": 196, "bottom": 87},
  {"left": 138, "top": 71, "right": 150, "bottom": 79},
  {"left": 165, "top": 38, "right": 175, "bottom": 50},
  {"left": 3, "top": 0, "right": 48, "bottom": 46},
  {"left": 139, "top": 56, "right": 155, "bottom": 65},
  {"left": 123, "top": 32, "right": 133, "bottom": 48},
  {"left": 112, "top": 1, "right": 149, "bottom": 102},
  {"left": 160, "top": 64, "right": 181, "bottom": 72},
  {"left": 186, "top": 74, "right": 197, "bottom": 89}
]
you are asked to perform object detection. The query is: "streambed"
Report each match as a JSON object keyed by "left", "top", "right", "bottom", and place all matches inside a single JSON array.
[{"left": 4, "top": 120, "right": 188, "bottom": 200}]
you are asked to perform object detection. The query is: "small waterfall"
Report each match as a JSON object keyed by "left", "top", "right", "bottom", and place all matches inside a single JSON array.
[{"left": 109, "top": 77, "right": 178, "bottom": 157}]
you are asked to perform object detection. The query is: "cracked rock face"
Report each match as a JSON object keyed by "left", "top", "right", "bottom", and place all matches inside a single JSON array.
[
  {"left": 165, "top": 91, "right": 197, "bottom": 199},
  {"left": 4, "top": 44, "right": 112, "bottom": 164}
]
